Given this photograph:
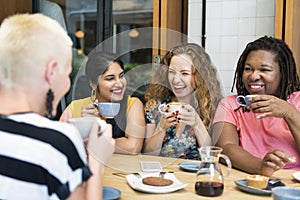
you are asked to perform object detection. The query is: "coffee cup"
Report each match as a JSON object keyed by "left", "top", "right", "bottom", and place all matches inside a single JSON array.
[
  {"left": 235, "top": 94, "right": 258, "bottom": 107},
  {"left": 95, "top": 102, "right": 120, "bottom": 119},
  {"left": 158, "top": 102, "right": 187, "bottom": 114},
  {"left": 68, "top": 117, "right": 107, "bottom": 139}
]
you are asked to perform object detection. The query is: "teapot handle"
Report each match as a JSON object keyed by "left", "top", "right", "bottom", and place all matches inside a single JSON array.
[{"left": 219, "top": 154, "right": 232, "bottom": 176}]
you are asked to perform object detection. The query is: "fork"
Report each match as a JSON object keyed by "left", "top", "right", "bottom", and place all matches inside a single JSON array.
[{"left": 112, "top": 172, "right": 141, "bottom": 178}]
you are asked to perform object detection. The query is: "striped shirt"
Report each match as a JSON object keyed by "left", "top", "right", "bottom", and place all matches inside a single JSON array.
[{"left": 0, "top": 113, "right": 92, "bottom": 199}]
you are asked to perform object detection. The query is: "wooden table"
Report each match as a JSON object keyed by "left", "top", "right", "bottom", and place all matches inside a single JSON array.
[{"left": 103, "top": 154, "right": 300, "bottom": 200}]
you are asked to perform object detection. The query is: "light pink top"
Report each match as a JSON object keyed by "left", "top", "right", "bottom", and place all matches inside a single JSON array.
[{"left": 213, "top": 92, "right": 300, "bottom": 169}]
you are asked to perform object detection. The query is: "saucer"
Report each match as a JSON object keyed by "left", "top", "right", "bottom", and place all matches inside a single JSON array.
[
  {"left": 235, "top": 178, "right": 285, "bottom": 195},
  {"left": 103, "top": 186, "right": 121, "bottom": 200},
  {"left": 178, "top": 161, "right": 201, "bottom": 172},
  {"left": 292, "top": 171, "right": 300, "bottom": 182}
]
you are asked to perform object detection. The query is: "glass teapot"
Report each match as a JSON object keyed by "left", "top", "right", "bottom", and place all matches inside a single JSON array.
[{"left": 195, "top": 146, "right": 232, "bottom": 197}]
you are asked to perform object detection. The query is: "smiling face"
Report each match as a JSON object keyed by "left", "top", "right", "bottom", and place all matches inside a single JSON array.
[
  {"left": 242, "top": 50, "right": 281, "bottom": 96},
  {"left": 97, "top": 62, "right": 126, "bottom": 102},
  {"left": 168, "top": 54, "right": 194, "bottom": 103}
]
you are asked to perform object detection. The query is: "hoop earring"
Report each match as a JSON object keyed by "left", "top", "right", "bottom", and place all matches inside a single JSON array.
[
  {"left": 45, "top": 89, "right": 54, "bottom": 119},
  {"left": 90, "top": 89, "right": 96, "bottom": 102}
]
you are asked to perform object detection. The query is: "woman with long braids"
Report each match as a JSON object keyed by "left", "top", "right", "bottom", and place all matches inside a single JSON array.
[
  {"left": 61, "top": 50, "right": 145, "bottom": 154},
  {"left": 213, "top": 36, "right": 300, "bottom": 177},
  {"left": 143, "top": 43, "right": 223, "bottom": 159}
]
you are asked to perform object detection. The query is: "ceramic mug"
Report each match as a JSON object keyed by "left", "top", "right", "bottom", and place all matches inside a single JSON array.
[
  {"left": 68, "top": 117, "right": 107, "bottom": 139},
  {"left": 95, "top": 102, "right": 120, "bottom": 119},
  {"left": 158, "top": 102, "right": 187, "bottom": 114},
  {"left": 235, "top": 94, "right": 258, "bottom": 107}
]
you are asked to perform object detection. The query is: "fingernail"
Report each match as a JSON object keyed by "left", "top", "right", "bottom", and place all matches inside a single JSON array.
[{"left": 288, "top": 157, "right": 296, "bottom": 163}]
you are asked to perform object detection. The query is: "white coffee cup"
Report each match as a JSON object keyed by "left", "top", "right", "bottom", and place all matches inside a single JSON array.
[
  {"left": 95, "top": 102, "right": 120, "bottom": 119},
  {"left": 235, "top": 94, "right": 258, "bottom": 107},
  {"left": 68, "top": 117, "right": 107, "bottom": 139},
  {"left": 158, "top": 102, "right": 187, "bottom": 114}
]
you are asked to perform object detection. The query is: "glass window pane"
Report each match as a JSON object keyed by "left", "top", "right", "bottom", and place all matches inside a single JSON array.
[{"left": 35, "top": 0, "right": 154, "bottom": 118}]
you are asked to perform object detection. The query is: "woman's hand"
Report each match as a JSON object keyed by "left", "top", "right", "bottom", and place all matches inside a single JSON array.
[
  {"left": 157, "top": 111, "right": 177, "bottom": 131},
  {"left": 177, "top": 104, "right": 206, "bottom": 129},
  {"left": 249, "top": 95, "right": 294, "bottom": 119},
  {"left": 177, "top": 104, "right": 211, "bottom": 146},
  {"left": 260, "top": 150, "right": 295, "bottom": 176},
  {"left": 81, "top": 100, "right": 98, "bottom": 117}
]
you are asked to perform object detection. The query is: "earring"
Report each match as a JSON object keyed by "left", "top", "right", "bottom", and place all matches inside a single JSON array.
[
  {"left": 45, "top": 89, "right": 54, "bottom": 119},
  {"left": 90, "top": 89, "right": 96, "bottom": 102}
]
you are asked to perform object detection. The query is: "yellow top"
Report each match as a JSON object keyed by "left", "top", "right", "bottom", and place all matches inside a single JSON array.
[{"left": 69, "top": 96, "right": 137, "bottom": 118}]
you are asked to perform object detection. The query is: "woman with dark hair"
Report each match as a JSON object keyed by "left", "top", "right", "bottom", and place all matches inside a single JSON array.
[
  {"left": 213, "top": 36, "right": 300, "bottom": 177},
  {"left": 61, "top": 50, "right": 145, "bottom": 154},
  {"left": 143, "top": 43, "right": 223, "bottom": 159}
]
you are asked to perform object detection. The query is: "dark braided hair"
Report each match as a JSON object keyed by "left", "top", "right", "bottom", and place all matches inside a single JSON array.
[{"left": 231, "top": 36, "right": 300, "bottom": 100}]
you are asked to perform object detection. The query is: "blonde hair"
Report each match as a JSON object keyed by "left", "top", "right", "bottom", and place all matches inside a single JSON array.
[
  {"left": 145, "top": 43, "right": 223, "bottom": 130},
  {"left": 0, "top": 13, "right": 72, "bottom": 88}
]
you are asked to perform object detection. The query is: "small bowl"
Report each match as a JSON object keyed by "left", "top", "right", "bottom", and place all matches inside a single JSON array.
[
  {"left": 96, "top": 102, "right": 120, "bottom": 119},
  {"left": 272, "top": 186, "right": 300, "bottom": 200}
]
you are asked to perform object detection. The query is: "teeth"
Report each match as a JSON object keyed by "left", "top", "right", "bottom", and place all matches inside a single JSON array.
[
  {"left": 250, "top": 85, "right": 261, "bottom": 89},
  {"left": 112, "top": 89, "right": 122, "bottom": 93},
  {"left": 174, "top": 86, "right": 184, "bottom": 89}
]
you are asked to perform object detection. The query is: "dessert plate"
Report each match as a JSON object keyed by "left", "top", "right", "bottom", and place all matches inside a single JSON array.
[
  {"left": 292, "top": 171, "right": 300, "bottom": 182},
  {"left": 235, "top": 178, "right": 285, "bottom": 195},
  {"left": 178, "top": 161, "right": 201, "bottom": 172},
  {"left": 103, "top": 186, "right": 121, "bottom": 200},
  {"left": 126, "top": 172, "right": 187, "bottom": 193}
]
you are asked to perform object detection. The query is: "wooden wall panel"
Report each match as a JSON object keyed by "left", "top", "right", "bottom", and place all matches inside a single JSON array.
[
  {"left": 289, "top": 0, "right": 300, "bottom": 76},
  {"left": 0, "top": 0, "right": 32, "bottom": 23},
  {"left": 275, "top": 0, "right": 300, "bottom": 75},
  {"left": 152, "top": 0, "right": 187, "bottom": 56}
]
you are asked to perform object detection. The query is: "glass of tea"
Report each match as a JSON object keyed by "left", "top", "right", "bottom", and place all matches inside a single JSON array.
[{"left": 195, "top": 146, "right": 231, "bottom": 197}]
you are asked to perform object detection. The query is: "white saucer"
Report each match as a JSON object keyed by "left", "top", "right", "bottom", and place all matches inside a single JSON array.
[{"left": 292, "top": 171, "right": 300, "bottom": 182}]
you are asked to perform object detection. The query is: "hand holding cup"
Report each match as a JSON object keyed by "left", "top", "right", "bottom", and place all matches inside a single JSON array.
[{"left": 68, "top": 116, "right": 107, "bottom": 139}]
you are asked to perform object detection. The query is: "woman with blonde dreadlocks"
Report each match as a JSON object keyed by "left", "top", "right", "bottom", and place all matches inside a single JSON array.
[{"left": 143, "top": 43, "right": 223, "bottom": 159}]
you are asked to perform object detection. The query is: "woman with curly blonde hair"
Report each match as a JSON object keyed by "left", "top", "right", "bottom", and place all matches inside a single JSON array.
[{"left": 143, "top": 43, "right": 223, "bottom": 159}]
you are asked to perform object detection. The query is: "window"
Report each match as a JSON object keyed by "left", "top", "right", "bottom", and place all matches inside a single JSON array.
[{"left": 34, "top": 0, "right": 154, "bottom": 119}]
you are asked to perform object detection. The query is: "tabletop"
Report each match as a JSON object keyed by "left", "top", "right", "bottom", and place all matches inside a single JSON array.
[{"left": 103, "top": 153, "right": 300, "bottom": 200}]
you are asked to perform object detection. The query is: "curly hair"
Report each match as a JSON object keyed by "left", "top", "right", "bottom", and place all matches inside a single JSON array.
[
  {"left": 145, "top": 43, "right": 223, "bottom": 130},
  {"left": 232, "top": 35, "right": 300, "bottom": 99}
]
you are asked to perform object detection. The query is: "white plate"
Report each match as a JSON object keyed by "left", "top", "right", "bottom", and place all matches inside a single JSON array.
[
  {"left": 292, "top": 171, "right": 300, "bottom": 181},
  {"left": 126, "top": 172, "right": 187, "bottom": 194}
]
